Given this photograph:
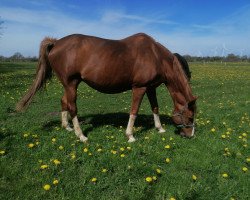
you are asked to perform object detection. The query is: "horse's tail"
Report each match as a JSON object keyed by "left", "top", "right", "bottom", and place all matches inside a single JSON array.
[{"left": 16, "top": 37, "right": 57, "bottom": 112}]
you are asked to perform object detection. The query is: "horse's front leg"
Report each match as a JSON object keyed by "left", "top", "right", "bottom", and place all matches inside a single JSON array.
[
  {"left": 126, "top": 87, "right": 146, "bottom": 142},
  {"left": 146, "top": 88, "right": 165, "bottom": 133}
]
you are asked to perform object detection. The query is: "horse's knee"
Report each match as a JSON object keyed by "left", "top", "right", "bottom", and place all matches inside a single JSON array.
[{"left": 67, "top": 104, "right": 77, "bottom": 118}]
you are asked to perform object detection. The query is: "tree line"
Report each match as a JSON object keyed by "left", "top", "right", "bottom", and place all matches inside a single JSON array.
[{"left": 1, "top": 52, "right": 250, "bottom": 62}]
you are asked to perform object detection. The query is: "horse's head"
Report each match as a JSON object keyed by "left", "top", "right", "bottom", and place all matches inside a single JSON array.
[{"left": 172, "top": 97, "right": 197, "bottom": 137}]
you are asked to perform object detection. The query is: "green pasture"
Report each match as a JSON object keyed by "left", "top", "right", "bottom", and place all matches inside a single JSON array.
[{"left": 0, "top": 61, "right": 249, "bottom": 200}]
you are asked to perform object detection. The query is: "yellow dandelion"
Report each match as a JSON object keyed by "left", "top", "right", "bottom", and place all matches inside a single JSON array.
[
  {"left": 246, "top": 157, "right": 250, "bottom": 163},
  {"left": 120, "top": 154, "right": 125, "bottom": 158},
  {"left": 0, "top": 150, "right": 5, "bottom": 155},
  {"left": 152, "top": 176, "right": 157, "bottom": 181},
  {"left": 58, "top": 145, "right": 64, "bottom": 150},
  {"left": 222, "top": 173, "right": 228, "bottom": 178},
  {"left": 71, "top": 154, "right": 76, "bottom": 159},
  {"left": 242, "top": 167, "right": 248, "bottom": 172},
  {"left": 126, "top": 146, "right": 131, "bottom": 150},
  {"left": 144, "top": 136, "right": 149, "bottom": 140},
  {"left": 52, "top": 138, "right": 56, "bottom": 143},
  {"left": 170, "top": 137, "right": 174, "bottom": 141},
  {"left": 170, "top": 198, "right": 176, "bottom": 200},
  {"left": 192, "top": 174, "right": 197, "bottom": 181},
  {"left": 28, "top": 143, "right": 35, "bottom": 148},
  {"left": 43, "top": 184, "right": 51, "bottom": 190},
  {"left": 83, "top": 148, "right": 88, "bottom": 152},
  {"left": 53, "top": 179, "right": 59, "bottom": 185},
  {"left": 221, "top": 134, "right": 226, "bottom": 139},
  {"left": 102, "top": 168, "right": 108, "bottom": 173},
  {"left": 111, "top": 150, "right": 117, "bottom": 154},
  {"left": 162, "top": 137, "right": 166, "bottom": 141},
  {"left": 40, "top": 164, "right": 48, "bottom": 169},
  {"left": 53, "top": 159, "right": 61, "bottom": 165},
  {"left": 91, "top": 177, "right": 97, "bottom": 183},
  {"left": 120, "top": 147, "right": 125, "bottom": 151},
  {"left": 242, "top": 133, "right": 247, "bottom": 137},
  {"left": 156, "top": 168, "right": 162, "bottom": 174},
  {"left": 97, "top": 148, "right": 102, "bottom": 152},
  {"left": 164, "top": 145, "right": 171, "bottom": 149},
  {"left": 211, "top": 128, "right": 216, "bottom": 132},
  {"left": 88, "top": 153, "right": 92, "bottom": 156},
  {"left": 23, "top": 133, "right": 29, "bottom": 137},
  {"left": 165, "top": 158, "right": 171, "bottom": 163},
  {"left": 145, "top": 176, "right": 153, "bottom": 183}
]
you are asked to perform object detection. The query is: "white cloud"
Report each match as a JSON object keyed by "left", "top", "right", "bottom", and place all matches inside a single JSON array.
[{"left": 0, "top": 5, "right": 249, "bottom": 57}]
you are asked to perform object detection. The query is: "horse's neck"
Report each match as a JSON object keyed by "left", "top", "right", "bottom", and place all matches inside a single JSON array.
[{"left": 165, "top": 57, "right": 194, "bottom": 111}]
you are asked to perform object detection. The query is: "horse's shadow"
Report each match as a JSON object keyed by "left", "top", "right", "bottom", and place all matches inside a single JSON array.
[{"left": 42, "top": 112, "right": 174, "bottom": 136}]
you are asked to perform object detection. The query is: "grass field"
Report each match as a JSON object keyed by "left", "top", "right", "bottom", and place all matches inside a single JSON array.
[{"left": 0, "top": 61, "right": 249, "bottom": 200}]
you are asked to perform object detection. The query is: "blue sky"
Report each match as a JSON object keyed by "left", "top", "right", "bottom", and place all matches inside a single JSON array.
[{"left": 0, "top": 0, "right": 250, "bottom": 57}]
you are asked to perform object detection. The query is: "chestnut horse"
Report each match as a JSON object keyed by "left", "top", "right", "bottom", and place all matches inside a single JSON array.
[{"left": 16, "top": 33, "right": 197, "bottom": 142}]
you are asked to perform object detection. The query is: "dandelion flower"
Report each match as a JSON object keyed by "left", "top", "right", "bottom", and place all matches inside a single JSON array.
[
  {"left": 152, "top": 176, "right": 157, "bottom": 181},
  {"left": 144, "top": 136, "right": 149, "bottom": 140},
  {"left": 83, "top": 148, "right": 88, "bottom": 153},
  {"left": 23, "top": 133, "right": 29, "bottom": 138},
  {"left": 145, "top": 176, "right": 153, "bottom": 183},
  {"left": 221, "top": 134, "right": 226, "bottom": 139},
  {"left": 91, "top": 177, "right": 97, "bottom": 183},
  {"left": 28, "top": 143, "right": 35, "bottom": 148},
  {"left": 192, "top": 174, "right": 197, "bottom": 181},
  {"left": 102, "top": 168, "right": 108, "bottom": 173},
  {"left": 120, "top": 147, "right": 125, "bottom": 151},
  {"left": 242, "top": 167, "right": 248, "bottom": 172},
  {"left": 126, "top": 147, "right": 131, "bottom": 150},
  {"left": 52, "top": 138, "right": 56, "bottom": 143},
  {"left": 222, "top": 173, "right": 228, "bottom": 178},
  {"left": 164, "top": 145, "right": 171, "bottom": 149},
  {"left": 53, "top": 179, "right": 59, "bottom": 185},
  {"left": 97, "top": 148, "right": 102, "bottom": 152},
  {"left": 53, "top": 159, "right": 61, "bottom": 165},
  {"left": 0, "top": 150, "right": 5, "bottom": 155},
  {"left": 170, "top": 197, "right": 176, "bottom": 200},
  {"left": 40, "top": 164, "right": 48, "bottom": 169},
  {"left": 156, "top": 169, "right": 162, "bottom": 174},
  {"left": 246, "top": 157, "right": 250, "bottom": 163},
  {"left": 165, "top": 158, "right": 171, "bottom": 163},
  {"left": 111, "top": 150, "right": 117, "bottom": 154},
  {"left": 43, "top": 184, "right": 51, "bottom": 190},
  {"left": 211, "top": 128, "right": 216, "bottom": 132},
  {"left": 58, "top": 146, "right": 64, "bottom": 150},
  {"left": 120, "top": 154, "right": 125, "bottom": 158}
]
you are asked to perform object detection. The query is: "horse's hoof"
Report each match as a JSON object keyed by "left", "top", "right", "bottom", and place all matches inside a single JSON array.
[
  {"left": 66, "top": 126, "right": 73, "bottom": 132},
  {"left": 158, "top": 128, "right": 166, "bottom": 133},
  {"left": 128, "top": 137, "right": 136, "bottom": 143},
  {"left": 80, "top": 135, "right": 88, "bottom": 143}
]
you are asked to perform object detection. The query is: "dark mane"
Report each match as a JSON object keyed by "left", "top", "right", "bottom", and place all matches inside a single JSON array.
[{"left": 174, "top": 53, "right": 191, "bottom": 81}]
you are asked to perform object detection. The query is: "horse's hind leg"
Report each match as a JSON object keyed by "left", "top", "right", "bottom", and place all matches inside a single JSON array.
[
  {"left": 126, "top": 87, "right": 146, "bottom": 142},
  {"left": 146, "top": 88, "right": 165, "bottom": 133},
  {"left": 64, "top": 81, "right": 88, "bottom": 142},
  {"left": 61, "top": 93, "right": 73, "bottom": 131}
]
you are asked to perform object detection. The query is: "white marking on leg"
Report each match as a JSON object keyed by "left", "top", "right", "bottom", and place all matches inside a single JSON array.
[
  {"left": 72, "top": 116, "right": 88, "bottom": 142},
  {"left": 61, "top": 111, "right": 73, "bottom": 131},
  {"left": 153, "top": 113, "right": 165, "bottom": 133},
  {"left": 126, "top": 115, "right": 136, "bottom": 142},
  {"left": 191, "top": 124, "right": 195, "bottom": 137}
]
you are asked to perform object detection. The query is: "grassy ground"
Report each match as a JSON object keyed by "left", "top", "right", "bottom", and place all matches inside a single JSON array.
[{"left": 0, "top": 61, "right": 249, "bottom": 200}]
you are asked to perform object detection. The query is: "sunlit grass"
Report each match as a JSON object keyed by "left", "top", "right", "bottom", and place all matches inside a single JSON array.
[{"left": 0, "top": 61, "right": 249, "bottom": 199}]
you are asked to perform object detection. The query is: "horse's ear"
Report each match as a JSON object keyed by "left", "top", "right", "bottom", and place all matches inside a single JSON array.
[{"left": 188, "top": 96, "right": 198, "bottom": 107}]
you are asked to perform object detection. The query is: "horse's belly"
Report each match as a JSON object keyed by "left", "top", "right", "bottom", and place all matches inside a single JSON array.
[{"left": 83, "top": 80, "right": 131, "bottom": 94}]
